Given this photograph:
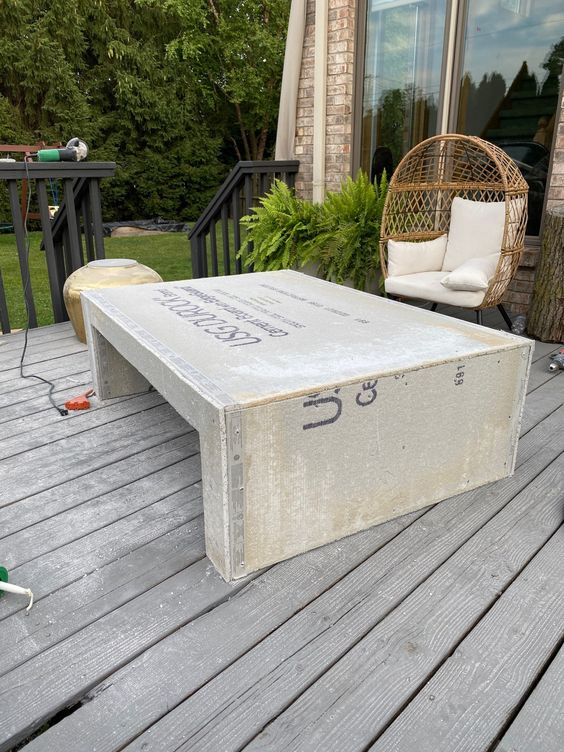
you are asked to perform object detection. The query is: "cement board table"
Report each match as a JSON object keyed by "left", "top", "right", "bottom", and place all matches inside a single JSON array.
[{"left": 82, "top": 271, "right": 533, "bottom": 581}]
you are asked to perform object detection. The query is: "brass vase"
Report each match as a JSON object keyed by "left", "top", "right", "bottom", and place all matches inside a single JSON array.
[{"left": 63, "top": 259, "right": 163, "bottom": 343}]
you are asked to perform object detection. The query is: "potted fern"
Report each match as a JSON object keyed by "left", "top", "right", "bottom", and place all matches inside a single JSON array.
[
  {"left": 314, "top": 171, "right": 387, "bottom": 291},
  {"left": 240, "top": 181, "right": 324, "bottom": 271},
  {"left": 241, "top": 170, "right": 388, "bottom": 292}
]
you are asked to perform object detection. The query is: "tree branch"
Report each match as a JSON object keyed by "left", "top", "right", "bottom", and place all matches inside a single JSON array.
[
  {"left": 234, "top": 102, "right": 251, "bottom": 160},
  {"left": 207, "top": 0, "right": 220, "bottom": 23},
  {"left": 229, "top": 135, "right": 242, "bottom": 162}
]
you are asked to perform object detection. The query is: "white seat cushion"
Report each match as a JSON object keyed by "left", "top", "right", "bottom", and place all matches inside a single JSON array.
[
  {"left": 442, "top": 197, "right": 505, "bottom": 271},
  {"left": 385, "top": 272, "right": 486, "bottom": 307},
  {"left": 441, "top": 253, "right": 499, "bottom": 291},
  {"left": 387, "top": 234, "right": 448, "bottom": 277}
]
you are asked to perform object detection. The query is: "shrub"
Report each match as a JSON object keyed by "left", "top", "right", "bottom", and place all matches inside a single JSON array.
[
  {"left": 240, "top": 180, "right": 324, "bottom": 271},
  {"left": 241, "top": 170, "right": 388, "bottom": 290}
]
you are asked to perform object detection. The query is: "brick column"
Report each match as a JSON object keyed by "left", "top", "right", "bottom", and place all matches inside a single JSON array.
[{"left": 294, "top": 0, "right": 356, "bottom": 200}]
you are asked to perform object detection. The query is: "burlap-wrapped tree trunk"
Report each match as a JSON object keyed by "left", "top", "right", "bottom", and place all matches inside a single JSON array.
[{"left": 527, "top": 206, "right": 564, "bottom": 342}]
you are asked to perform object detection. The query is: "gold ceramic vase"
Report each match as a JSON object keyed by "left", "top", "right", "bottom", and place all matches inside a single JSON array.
[{"left": 63, "top": 258, "right": 163, "bottom": 343}]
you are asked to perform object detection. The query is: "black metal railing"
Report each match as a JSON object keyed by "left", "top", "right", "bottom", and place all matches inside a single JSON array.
[
  {"left": 0, "top": 161, "right": 115, "bottom": 330},
  {"left": 189, "top": 160, "right": 299, "bottom": 278}
]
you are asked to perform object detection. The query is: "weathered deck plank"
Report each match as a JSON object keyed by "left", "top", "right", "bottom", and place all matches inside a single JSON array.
[
  {"left": 0, "top": 351, "right": 90, "bottom": 392},
  {"left": 0, "top": 515, "right": 417, "bottom": 752},
  {"left": 0, "top": 337, "right": 87, "bottom": 376},
  {"left": 0, "top": 391, "right": 165, "bottom": 459},
  {"left": 0, "top": 520, "right": 206, "bottom": 676},
  {"left": 0, "top": 322, "right": 75, "bottom": 352},
  {"left": 2, "top": 435, "right": 199, "bottom": 569},
  {"left": 0, "top": 403, "right": 185, "bottom": 504},
  {"left": 0, "top": 320, "right": 560, "bottom": 752},
  {"left": 0, "top": 482, "right": 203, "bottom": 622},
  {"left": 238, "top": 455, "right": 563, "bottom": 752},
  {"left": 0, "top": 434, "right": 193, "bottom": 537},
  {"left": 496, "top": 643, "right": 564, "bottom": 752},
  {"left": 0, "top": 557, "right": 256, "bottom": 752},
  {"left": 114, "top": 411, "right": 564, "bottom": 752},
  {"left": 369, "top": 528, "right": 564, "bottom": 752},
  {"left": 19, "top": 410, "right": 564, "bottom": 752}
]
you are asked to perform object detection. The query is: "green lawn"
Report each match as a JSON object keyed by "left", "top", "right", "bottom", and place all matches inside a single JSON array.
[{"left": 0, "top": 231, "right": 195, "bottom": 330}]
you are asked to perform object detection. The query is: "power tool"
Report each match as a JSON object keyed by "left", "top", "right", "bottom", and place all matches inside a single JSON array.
[
  {"left": 36, "top": 137, "right": 88, "bottom": 162},
  {"left": 548, "top": 350, "right": 564, "bottom": 372}
]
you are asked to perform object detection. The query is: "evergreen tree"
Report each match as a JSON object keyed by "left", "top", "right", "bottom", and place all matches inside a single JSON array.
[{"left": 0, "top": 0, "right": 289, "bottom": 220}]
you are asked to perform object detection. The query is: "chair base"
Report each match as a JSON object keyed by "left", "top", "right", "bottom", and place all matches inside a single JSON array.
[
  {"left": 476, "top": 304, "right": 513, "bottom": 331},
  {"left": 496, "top": 303, "right": 513, "bottom": 330},
  {"left": 388, "top": 295, "right": 513, "bottom": 331}
]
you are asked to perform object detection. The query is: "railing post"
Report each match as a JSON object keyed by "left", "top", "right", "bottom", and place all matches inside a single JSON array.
[
  {"left": 210, "top": 218, "right": 219, "bottom": 276},
  {"left": 88, "top": 178, "right": 106, "bottom": 259},
  {"left": 232, "top": 188, "right": 242, "bottom": 274},
  {"left": 81, "top": 197, "right": 95, "bottom": 262},
  {"left": 63, "top": 178, "right": 84, "bottom": 271},
  {"left": 36, "top": 179, "right": 66, "bottom": 322},
  {"left": 7, "top": 179, "right": 37, "bottom": 327},
  {"left": 191, "top": 235, "right": 204, "bottom": 278},
  {"left": 221, "top": 204, "right": 231, "bottom": 275},
  {"left": 187, "top": 161, "right": 299, "bottom": 279},
  {"left": 0, "top": 270, "right": 10, "bottom": 334}
]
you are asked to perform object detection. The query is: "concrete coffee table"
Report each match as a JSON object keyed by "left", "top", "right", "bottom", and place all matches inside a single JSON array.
[{"left": 82, "top": 270, "right": 533, "bottom": 581}]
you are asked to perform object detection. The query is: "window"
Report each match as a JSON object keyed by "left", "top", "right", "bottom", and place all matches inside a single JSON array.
[
  {"left": 359, "top": 0, "right": 564, "bottom": 234},
  {"left": 360, "top": 0, "right": 448, "bottom": 183}
]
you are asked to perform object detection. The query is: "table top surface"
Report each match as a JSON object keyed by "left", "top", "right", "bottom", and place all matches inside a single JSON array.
[{"left": 83, "top": 270, "right": 531, "bottom": 405}]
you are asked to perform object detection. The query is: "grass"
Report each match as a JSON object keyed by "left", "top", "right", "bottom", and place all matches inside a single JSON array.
[
  {"left": 1, "top": 214, "right": 246, "bottom": 330},
  {"left": 0, "top": 231, "right": 195, "bottom": 330}
]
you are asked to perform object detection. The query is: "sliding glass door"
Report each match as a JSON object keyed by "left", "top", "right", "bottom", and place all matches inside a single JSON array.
[
  {"left": 455, "top": 0, "right": 564, "bottom": 233},
  {"left": 359, "top": 0, "right": 564, "bottom": 233},
  {"left": 360, "top": 0, "right": 448, "bottom": 182}
]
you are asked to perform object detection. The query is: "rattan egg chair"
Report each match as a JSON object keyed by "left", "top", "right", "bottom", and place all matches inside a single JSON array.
[{"left": 379, "top": 134, "right": 528, "bottom": 327}]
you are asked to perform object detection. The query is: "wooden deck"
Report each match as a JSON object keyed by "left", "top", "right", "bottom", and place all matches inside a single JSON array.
[{"left": 0, "top": 308, "right": 562, "bottom": 752}]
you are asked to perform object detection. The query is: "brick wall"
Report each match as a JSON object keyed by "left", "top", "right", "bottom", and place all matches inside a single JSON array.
[
  {"left": 503, "top": 241, "right": 541, "bottom": 315},
  {"left": 546, "top": 84, "right": 564, "bottom": 210},
  {"left": 295, "top": 0, "right": 356, "bottom": 200},
  {"left": 294, "top": 0, "right": 315, "bottom": 199}
]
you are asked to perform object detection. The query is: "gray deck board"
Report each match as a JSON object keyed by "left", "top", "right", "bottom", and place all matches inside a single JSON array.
[
  {"left": 19, "top": 408, "right": 564, "bottom": 752},
  {"left": 0, "top": 322, "right": 75, "bottom": 352},
  {"left": 369, "top": 528, "right": 564, "bottom": 752},
  {"left": 0, "top": 556, "right": 254, "bottom": 752},
  {"left": 2, "top": 435, "right": 199, "bottom": 569},
  {"left": 0, "top": 520, "right": 206, "bottom": 676},
  {"left": 0, "top": 482, "right": 203, "bottom": 622},
  {"left": 0, "top": 518, "right": 415, "bottom": 751},
  {"left": 0, "top": 403, "right": 186, "bottom": 504},
  {"left": 0, "top": 434, "right": 194, "bottom": 537},
  {"left": 0, "top": 321, "right": 561, "bottom": 752},
  {"left": 239, "top": 454, "right": 563, "bottom": 752},
  {"left": 1, "top": 337, "right": 87, "bottom": 375},
  {"left": 0, "top": 391, "right": 166, "bottom": 459},
  {"left": 116, "top": 409, "right": 564, "bottom": 752},
  {"left": 496, "top": 643, "right": 564, "bottom": 752},
  {"left": 0, "top": 351, "right": 90, "bottom": 391}
]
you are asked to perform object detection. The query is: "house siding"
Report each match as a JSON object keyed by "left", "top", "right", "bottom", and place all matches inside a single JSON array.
[{"left": 295, "top": 0, "right": 356, "bottom": 200}]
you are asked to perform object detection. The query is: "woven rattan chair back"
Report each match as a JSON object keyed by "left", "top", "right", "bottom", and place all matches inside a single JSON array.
[{"left": 379, "top": 134, "right": 528, "bottom": 309}]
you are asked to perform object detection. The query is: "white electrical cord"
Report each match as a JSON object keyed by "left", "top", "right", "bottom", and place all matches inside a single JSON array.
[{"left": 0, "top": 581, "right": 34, "bottom": 612}]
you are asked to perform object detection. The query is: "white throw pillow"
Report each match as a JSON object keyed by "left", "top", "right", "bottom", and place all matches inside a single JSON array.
[
  {"left": 442, "top": 197, "right": 505, "bottom": 272},
  {"left": 441, "top": 253, "right": 500, "bottom": 292},
  {"left": 387, "top": 234, "right": 447, "bottom": 277}
]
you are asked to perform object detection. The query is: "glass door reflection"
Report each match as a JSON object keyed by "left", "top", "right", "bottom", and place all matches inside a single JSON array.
[
  {"left": 361, "top": 0, "right": 448, "bottom": 182},
  {"left": 456, "top": 0, "right": 564, "bottom": 233}
]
